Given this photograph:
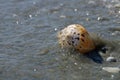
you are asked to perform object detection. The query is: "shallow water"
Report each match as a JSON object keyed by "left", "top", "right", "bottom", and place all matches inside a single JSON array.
[{"left": 0, "top": 0, "right": 120, "bottom": 80}]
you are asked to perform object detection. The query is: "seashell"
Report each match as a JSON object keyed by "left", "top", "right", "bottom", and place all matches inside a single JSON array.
[
  {"left": 106, "top": 57, "right": 117, "bottom": 62},
  {"left": 102, "top": 67, "right": 120, "bottom": 73},
  {"left": 57, "top": 24, "right": 95, "bottom": 53}
]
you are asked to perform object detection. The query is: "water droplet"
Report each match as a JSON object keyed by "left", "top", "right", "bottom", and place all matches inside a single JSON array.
[
  {"left": 74, "top": 9, "right": 77, "bottom": 12},
  {"left": 60, "top": 3, "right": 63, "bottom": 6},
  {"left": 60, "top": 15, "right": 66, "bottom": 18},
  {"left": 118, "top": 11, "right": 120, "bottom": 13},
  {"left": 78, "top": 67, "right": 81, "bottom": 69},
  {"left": 29, "top": 15, "right": 32, "bottom": 18},
  {"left": 66, "top": 66, "right": 68, "bottom": 68},
  {"left": 35, "top": 14, "right": 38, "bottom": 16},
  {"left": 34, "top": 69, "right": 37, "bottom": 72},
  {"left": 33, "top": 2, "right": 36, "bottom": 5},
  {"left": 54, "top": 28, "right": 57, "bottom": 31},
  {"left": 86, "top": 18, "right": 90, "bottom": 21},
  {"left": 13, "top": 14, "right": 17, "bottom": 17},
  {"left": 111, "top": 75, "right": 114, "bottom": 79},
  {"left": 16, "top": 21, "right": 19, "bottom": 24},
  {"left": 74, "top": 62, "right": 77, "bottom": 65},
  {"left": 86, "top": 12, "right": 89, "bottom": 16},
  {"left": 88, "top": 1, "right": 95, "bottom": 4},
  {"left": 97, "top": 17, "right": 101, "bottom": 21}
]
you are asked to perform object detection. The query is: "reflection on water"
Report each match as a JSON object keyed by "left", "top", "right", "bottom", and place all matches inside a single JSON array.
[{"left": 0, "top": 0, "right": 120, "bottom": 80}]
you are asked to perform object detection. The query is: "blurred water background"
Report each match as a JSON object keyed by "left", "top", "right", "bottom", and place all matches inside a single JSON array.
[{"left": 0, "top": 0, "right": 120, "bottom": 80}]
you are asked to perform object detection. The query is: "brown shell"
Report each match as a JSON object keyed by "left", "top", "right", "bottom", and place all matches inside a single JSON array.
[{"left": 57, "top": 24, "right": 95, "bottom": 53}]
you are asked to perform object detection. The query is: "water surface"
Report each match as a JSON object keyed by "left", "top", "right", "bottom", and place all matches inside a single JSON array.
[{"left": 0, "top": 0, "right": 120, "bottom": 80}]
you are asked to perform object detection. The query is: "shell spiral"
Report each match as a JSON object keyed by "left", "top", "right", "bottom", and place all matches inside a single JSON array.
[{"left": 57, "top": 24, "right": 95, "bottom": 53}]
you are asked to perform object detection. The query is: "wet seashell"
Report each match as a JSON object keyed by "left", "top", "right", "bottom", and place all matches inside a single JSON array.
[
  {"left": 57, "top": 24, "right": 95, "bottom": 53},
  {"left": 114, "top": 3, "right": 120, "bottom": 8},
  {"left": 106, "top": 57, "right": 117, "bottom": 62},
  {"left": 102, "top": 67, "right": 120, "bottom": 73}
]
